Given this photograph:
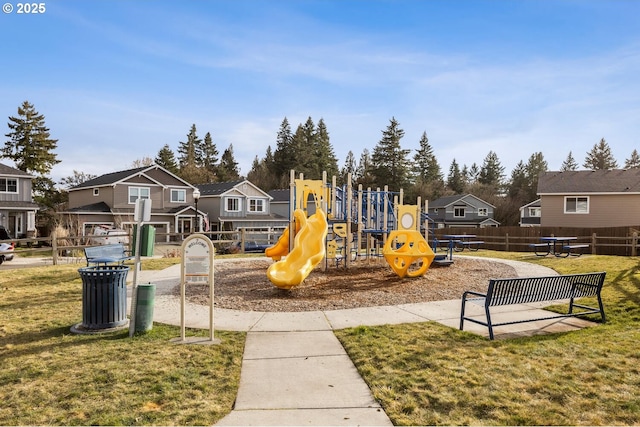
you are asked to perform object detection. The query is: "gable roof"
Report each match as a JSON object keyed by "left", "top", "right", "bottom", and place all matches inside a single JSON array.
[
  {"left": 197, "top": 180, "right": 271, "bottom": 199},
  {"left": 538, "top": 169, "right": 640, "bottom": 194},
  {"left": 70, "top": 164, "right": 193, "bottom": 191},
  {"left": 0, "top": 162, "right": 33, "bottom": 178},
  {"left": 520, "top": 199, "right": 541, "bottom": 210},
  {"left": 430, "top": 194, "right": 495, "bottom": 209}
]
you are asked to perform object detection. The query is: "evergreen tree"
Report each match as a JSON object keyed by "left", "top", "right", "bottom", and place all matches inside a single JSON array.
[
  {"left": 446, "top": 159, "right": 465, "bottom": 194},
  {"left": 524, "top": 152, "right": 548, "bottom": 200},
  {"left": 412, "top": 131, "right": 443, "bottom": 184},
  {"left": 340, "top": 151, "right": 357, "bottom": 186},
  {"left": 583, "top": 138, "right": 618, "bottom": 170},
  {"left": 247, "top": 146, "right": 280, "bottom": 191},
  {"left": 507, "top": 161, "right": 528, "bottom": 199},
  {"left": 200, "top": 132, "right": 219, "bottom": 181},
  {"left": 155, "top": 144, "right": 179, "bottom": 174},
  {"left": 560, "top": 151, "right": 579, "bottom": 171},
  {"left": 293, "top": 117, "right": 317, "bottom": 177},
  {"left": 624, "top": 149, "right": 640, "bottom": 169},
  {"left": 3, "top": 101, "right": 62, "bottom": 228},
  {"left": 273, "top": 117, "right": 295, "bottom": 179},
  {"left": 218, "top": 144, "right": 240, "bottom": 181},
  {"left": 3, "top": 101, "right": 60, "bottom": 196},
  {"left": 177, "top": 124, "right": 203, "bottom": 183},
  {"left": 478, "top": 151, "right": 505, "bottom": 188},
  {"left": 314, "top": 118, "right": 338, "bottom": 179},
  {"left": 467, "top": 163, "right": 480, "bottom": 184},
  {"left": 371, "top": 117, "right": 411, "bottom": 191},
  {"left": 355, "top": 148, "right": 375, "bottom": 187}
]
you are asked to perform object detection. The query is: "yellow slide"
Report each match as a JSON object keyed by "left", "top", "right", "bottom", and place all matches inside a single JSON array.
[
  {"left": 267, "top": 209, "right": 328, "bottom": 289},
  {"left": 265, "top": 210, "right": 304, "bottom": 261}
]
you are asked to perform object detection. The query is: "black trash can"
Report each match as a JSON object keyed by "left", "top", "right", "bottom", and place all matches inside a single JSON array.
[{"left": 77, "top": 265, "right": 130, "bottom": 330}]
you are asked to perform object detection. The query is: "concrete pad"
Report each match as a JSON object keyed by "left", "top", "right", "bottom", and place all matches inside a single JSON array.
[
  {"left": 398, "top": 299, "right": 462, "bottom": 321},
  {"left": 243, "top": 331, "right": 346, "bottom": 360},
  {"left": 215, "top": 407, "right": 392, "bottom": 426},
  {"left": 215, "top": 308, "right": 265, "bottom": 332},
  {"left": 325, "top": 305, "right": 428, "bottom": 330},
  {"left": 250, "top": 311, "right": 331, "bottom": 332},
  {"left": 233, "top": 354, "right": 381, "bottom": 410}
]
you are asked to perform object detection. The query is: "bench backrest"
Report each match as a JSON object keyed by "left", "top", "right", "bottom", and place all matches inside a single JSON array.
[
  {"left": 486, "top": 272, "right": 606, "bottom": 306},
  {"left": 85, "top": 243, "right": 126, "bottom": 259}
]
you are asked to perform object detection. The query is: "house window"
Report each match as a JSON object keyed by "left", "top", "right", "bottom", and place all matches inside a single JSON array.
[
  {"left": 129, "top": 187, "right": 150, "bottom": 204},
  {"left": 93, "top": 188, "right": 99, "bottom": 196},
  {"left": 249, "top": 199, "right": 265, "bottom": 213},
  {"left": 565, "top": 196, "right": 589, "bottom": 214},
  {"left": 171, "top": 189, "right": 186, "bottom": 203},
  {"left": 0, "top": 178, "right": 18, "bottom": 193},
  {"left": 226, "top": 197, "right": 241, "bottom": 212},
  {"left": 529, "top": 207, "right": 541, "bottom": 217},
  {"left": 454, "top": 206, "right": 465, "bottom": 217},
  {"left": 477, "top": 208, "right": 488, "bottom": 217}
]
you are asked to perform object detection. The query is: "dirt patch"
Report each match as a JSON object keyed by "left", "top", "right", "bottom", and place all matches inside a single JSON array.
[{"left": 178, "top": 256, "right": 517, "bottom": 312}]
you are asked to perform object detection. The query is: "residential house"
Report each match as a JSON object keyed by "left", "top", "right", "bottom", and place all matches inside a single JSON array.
[
  {"left": 0, "top": 163, "right": 39, "bottom": 238},
  {"left": 519, "top": 199, "right": 541, "bottom": 227},
  {"left": 428, "top": 194, "right": 500, "bottom": 228},
  {"left": 537, "top": 169, "right": 640, "bottom": 227},
  {"left": 196, "top": 180, "right": 288, "bottom": 241},
  {"left": 63, "top": 164, "right": 200, "bottom": 241}
]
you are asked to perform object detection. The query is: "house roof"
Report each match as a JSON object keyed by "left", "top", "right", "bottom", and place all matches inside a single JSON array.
[
  {"left": 0, "top": 162, "right": 33, "bottom": 177},
  {"left": 70, "top": 164, "right": 193, "bottom": 190},
  {"left": 538, "top": 169, "right": 640, "bottom": 194},
  {"left": 197, "top": 180, "right": 245, "bottom": 196},
  {"left": 65, "top": 202, "right": 111, "bottom": 213},
  {"left": 520, "top": 199, "right": 541, "bottom": 210},
  {"left": 430, "top": 194, "right": 495, "bottom": 209},
  {"left": 268, "top": 189, "right": 290, "bottom": 202},
  {"left": 197, "top": 180, "right": 271, "bottom": 199}
]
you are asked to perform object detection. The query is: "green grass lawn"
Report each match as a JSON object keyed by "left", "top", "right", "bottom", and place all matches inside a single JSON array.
[
  {"left": 336, "top": 251, "right": 640, "bottom": 425},
  {"left": 0, "top": 259, "right": 244, "bottom": 426},
  {"left": 3, "top": 252, "right": 640, "bottom": 425}
]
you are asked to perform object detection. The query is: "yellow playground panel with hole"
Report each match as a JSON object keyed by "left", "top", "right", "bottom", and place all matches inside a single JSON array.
[{"left": 383, "top": 204, "right": 435, "bottom": 278}]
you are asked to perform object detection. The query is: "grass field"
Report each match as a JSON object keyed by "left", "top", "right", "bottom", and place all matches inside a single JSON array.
[
  {"left": 336, "top": 251, "right": 640, "bottom": 425},
  {"left": 2, "top": 252, "right": 640, "bottom": 425},
  {"left": 0, "top": 258, "right": 245, "bottom": 426}
]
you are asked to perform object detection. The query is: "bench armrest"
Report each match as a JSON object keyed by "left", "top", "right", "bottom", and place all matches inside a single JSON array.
[{"left": 462, "top": 290, "right": 488, "bottom": 300}]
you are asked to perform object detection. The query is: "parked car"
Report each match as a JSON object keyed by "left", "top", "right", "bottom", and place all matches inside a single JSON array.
[
  {"left": 229, "top": 241, "right": 270, "bottom": 253},
  {"left": 0, "top": 225, "right": 15, "bottom": 265},
  {"left": 89, "top": 226, "right": 129, "bottom": 245}
]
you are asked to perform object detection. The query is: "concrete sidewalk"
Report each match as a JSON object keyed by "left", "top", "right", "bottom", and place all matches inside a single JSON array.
[{"left": 134, "top": 257, "right": 598, "bottom": 426}]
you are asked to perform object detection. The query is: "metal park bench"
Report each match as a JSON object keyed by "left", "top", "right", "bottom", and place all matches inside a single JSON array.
[
  {"left": 460, "top": 272, "right": 606, "bottom": 339},
  {"left": 84, "top": 243, "right": 134, "bottom": 266}
]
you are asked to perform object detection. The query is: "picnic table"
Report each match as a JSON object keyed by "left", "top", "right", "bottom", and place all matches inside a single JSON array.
[
  {"left": 440, "top": 234, "right": 484, "bottom": 259},
  {"left": 530, "top": 236, "right": 588, "bottom": 257}
]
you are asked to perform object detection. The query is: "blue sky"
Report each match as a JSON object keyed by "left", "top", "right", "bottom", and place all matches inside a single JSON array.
[{"left": 1, "top": 0, "right": 639, "bottom": 184}]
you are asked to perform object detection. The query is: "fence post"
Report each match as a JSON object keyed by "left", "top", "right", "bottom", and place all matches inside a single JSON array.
[
  {"left": 505, "top": 233, "right": 509, "bottom": 252},
  {"left": 591, "top": 233, "right": 597, "bottom": 255},
  {"left": 52, "top": 230, "right": 58, "bottom": 265},
  {"left": 632, "top": 232, "right": 638, "bottom": 257}
]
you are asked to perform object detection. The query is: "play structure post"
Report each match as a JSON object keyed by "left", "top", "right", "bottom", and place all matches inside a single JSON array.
[
  {"left": 382, "top": 186, "right": 389, "bottom": 247},
  {"left": 346, "top": 173, "right": 353, "bottom": 268},
  {"left": 357, "top": 183, "right": 363, "bottom": 261},
  {"left": 331, "top": 175, "right": 337, "bottom": 219},
  {"left": 289, "top": 169, "right": 295, "bottom": 252}
]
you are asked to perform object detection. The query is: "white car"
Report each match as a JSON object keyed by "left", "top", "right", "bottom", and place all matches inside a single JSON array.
[
  {"left": 89, "top": 227, "right": 129, "bottom": 245},
  {"left": 0, "top": 225, "right": 14, "bottom": 265}
]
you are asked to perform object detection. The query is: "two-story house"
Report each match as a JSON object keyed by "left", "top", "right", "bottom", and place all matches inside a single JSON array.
[
  {"left": 196, "top": 180, "right": 288, "bottom": 241},
  {"left": 63, "top": 164, "right": 200, "bottom": 241},
  {"left": 0, "top": 163, "right": 39, "bottom": 238},
  {"left": 538, "top": 169, "right": 640, "bottom": 227},
  {"left": 519, "top": 199, "right": 542, "bottom": 227},
  {"left": 428, "top": 194, "right": 500, "bottom": 228}
]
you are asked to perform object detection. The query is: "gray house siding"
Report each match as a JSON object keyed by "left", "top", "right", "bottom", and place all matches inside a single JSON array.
[
  {"left": 0, "top": 163, "right": 39, "bottom": 237},
  {"left": 540, "top": 194, "right": 640, "bottom": 227}
]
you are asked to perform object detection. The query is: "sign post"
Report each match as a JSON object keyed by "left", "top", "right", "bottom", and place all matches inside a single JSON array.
[{"left": 171, "top": 233, "right": 219, "bottom": 345}]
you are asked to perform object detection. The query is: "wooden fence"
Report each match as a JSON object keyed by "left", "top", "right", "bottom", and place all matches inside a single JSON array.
[{"left": 6, "top": 225, "right": 640, "bottom": 265}]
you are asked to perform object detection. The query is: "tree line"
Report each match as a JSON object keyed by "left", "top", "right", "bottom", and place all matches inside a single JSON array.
[{"left": 3, "top": 101, "right": 637, "bottom": 228}]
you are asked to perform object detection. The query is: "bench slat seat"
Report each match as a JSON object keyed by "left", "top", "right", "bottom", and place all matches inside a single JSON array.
[
  {"left": 85, "top": 244, "right": 134, "bottom": 266},
  {"left": 460, "top": 272, "right": 606, "bottom": 339},
  {"left": 557, "top": 244, "right": 590, "bottom": 258}
]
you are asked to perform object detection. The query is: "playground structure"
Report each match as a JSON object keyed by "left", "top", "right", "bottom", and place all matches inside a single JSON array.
[{"left": 265, "top": 170, "right": 446, "bottom": 289}]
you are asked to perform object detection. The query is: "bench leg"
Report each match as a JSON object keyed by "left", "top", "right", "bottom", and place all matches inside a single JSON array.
[
  {"left": 485, "top": 306, "right": 494, "bottom": 340},
  {"left": 459, "top": 299, "right": 467, "bottom": 331}
]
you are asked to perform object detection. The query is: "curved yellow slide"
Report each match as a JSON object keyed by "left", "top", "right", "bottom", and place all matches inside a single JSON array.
[
  {"left": 267, "top": 209, "right": 328, "bottom": 289},
  {"left": 265, "top": 210, "right": 304, "bottom": 261}
]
